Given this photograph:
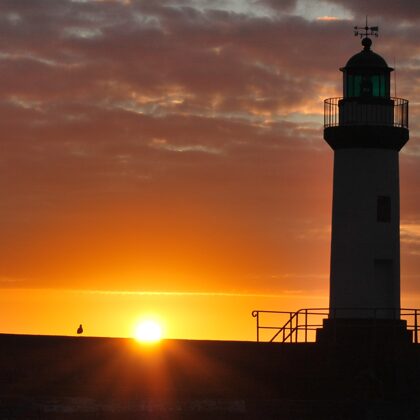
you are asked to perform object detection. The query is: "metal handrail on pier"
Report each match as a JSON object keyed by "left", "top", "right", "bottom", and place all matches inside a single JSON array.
[{"left": 252, "top": 308, "right": 420, "bottom": 344}]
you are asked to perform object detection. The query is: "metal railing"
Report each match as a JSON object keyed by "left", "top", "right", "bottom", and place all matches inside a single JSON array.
[
  {"left": 324, "top": 97, "right": 408, "bottom": 129},
  {"left": 252, "top": 308, "right": 420, "bottom": 344}
]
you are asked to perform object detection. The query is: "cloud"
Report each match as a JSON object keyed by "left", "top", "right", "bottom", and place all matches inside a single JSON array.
[
  {"left": 401, "top": 223, "right": 420, "bottom": 252},
  {"left": 0, "top": 0, "right": 418, "bottom": 295},
  {"left": 316, "top": 16, "right": 340, "bottom": 21},
  {"left": 0, "top": 277, "right": 26, "bottom": 284},
  {"left": 255, "top": 0, "right": 297, "bottom": 12},
  {"left": 324, "top": 0, "right": 420, "bottom": 22}
]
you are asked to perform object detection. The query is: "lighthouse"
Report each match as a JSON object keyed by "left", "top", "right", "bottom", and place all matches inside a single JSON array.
[{"left": 321, "top": 25, "right": 410, "bottom": 340}]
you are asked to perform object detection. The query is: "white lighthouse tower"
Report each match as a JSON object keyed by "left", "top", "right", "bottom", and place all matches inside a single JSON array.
[{"left": 320, "top": 25, "right": 410, "bottom": 341}]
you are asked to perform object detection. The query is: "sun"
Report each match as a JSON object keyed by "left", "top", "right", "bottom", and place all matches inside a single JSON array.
[{"left": 134, "top": 320, "right": 163, "bottom": 343}]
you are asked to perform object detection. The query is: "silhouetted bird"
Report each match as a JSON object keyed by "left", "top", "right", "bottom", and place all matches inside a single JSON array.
[{"left": 77, "top": 324, "right": 83, "bottom": 335}]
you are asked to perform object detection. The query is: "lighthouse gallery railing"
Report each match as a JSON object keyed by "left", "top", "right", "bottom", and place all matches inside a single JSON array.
[
  {"left": 252, "top": 308, "right": 420, "bottom": 344},
  {"left": 324, "top": 97, "right": 408, "bottom": 129}
]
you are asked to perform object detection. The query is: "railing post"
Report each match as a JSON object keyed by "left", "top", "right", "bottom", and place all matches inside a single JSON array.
[
  {"left": 256, "top": 311, "right": 259, "bottom": 342},
  {"left": 305, "top": 309, "right": 308, "bottom": 343},
  {"left": 252, "top": 311, "right": 260, "bottom": 343},
  {"left": 289, "top": 312, "right": 293, "bottom": 343},
  {"left": 415, "top": 309, "right": 418, "bottom": 344},
  {"left": 326, "top": 100, "right": 328, "bottom": 126}
]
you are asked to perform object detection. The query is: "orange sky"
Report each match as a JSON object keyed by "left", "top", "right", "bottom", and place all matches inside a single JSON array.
[{"left": 0, "top": 0, "right": 419, "bottom": 340}]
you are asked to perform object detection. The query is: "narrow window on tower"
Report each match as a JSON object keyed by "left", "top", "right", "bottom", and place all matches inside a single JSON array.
[
  {"left": 377, "top": 196, "right": 391, "bottom": 223},
  {"left": 371, "top": 75, "right": 380, "bottom": 97}
]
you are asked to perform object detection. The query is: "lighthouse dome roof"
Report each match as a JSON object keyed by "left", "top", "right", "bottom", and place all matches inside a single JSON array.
[{"left": 343, "top": 38, "right": 391, "bottom": 71}]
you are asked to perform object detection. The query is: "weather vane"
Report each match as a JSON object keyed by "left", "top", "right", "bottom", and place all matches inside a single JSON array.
[{"left": 354, "top": 17, "right": 378, "bottom": 38}]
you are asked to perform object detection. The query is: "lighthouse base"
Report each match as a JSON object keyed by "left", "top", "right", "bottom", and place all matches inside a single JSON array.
[{"left": 316, "top": 318, "right": 413, "bottom": 346}]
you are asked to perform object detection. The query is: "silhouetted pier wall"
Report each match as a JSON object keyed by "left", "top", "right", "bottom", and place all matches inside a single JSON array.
[{"left": 1, "top": 334, "right": 420, "bottom": 419}]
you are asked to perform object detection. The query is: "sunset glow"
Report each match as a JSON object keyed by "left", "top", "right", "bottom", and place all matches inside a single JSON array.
[{"left": 0, "top": 1, "right": 419, "bottom": 341}]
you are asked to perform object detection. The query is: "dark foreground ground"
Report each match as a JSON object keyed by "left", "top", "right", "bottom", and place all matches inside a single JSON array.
[{"left": 1, "top": 334, "right": 420, "bottom": 419}]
